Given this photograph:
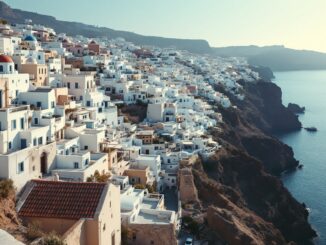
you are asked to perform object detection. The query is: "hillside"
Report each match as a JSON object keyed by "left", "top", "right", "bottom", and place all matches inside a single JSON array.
[
  {"left": 214, "top": 45, "right": 326, "bottom": 71},
  {"left": 0, "top": 1, "right": 212, "bottom": 54}
]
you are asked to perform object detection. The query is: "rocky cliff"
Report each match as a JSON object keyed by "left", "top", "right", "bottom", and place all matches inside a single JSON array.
[
  {"left": 213, "top": 80, "right": 301, "bottom": 174},
  {"left": 181, "top": 80, "right": 316, "bottom": 244}
]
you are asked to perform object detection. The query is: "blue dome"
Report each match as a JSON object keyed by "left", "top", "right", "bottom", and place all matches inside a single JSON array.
[{"left": 24, "top": 35, "right": 37, "bottom": 41}]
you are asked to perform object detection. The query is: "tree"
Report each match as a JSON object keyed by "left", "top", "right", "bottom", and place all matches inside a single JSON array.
[{"left": 182, "top": 216, "right": 200, "bottom": 236}]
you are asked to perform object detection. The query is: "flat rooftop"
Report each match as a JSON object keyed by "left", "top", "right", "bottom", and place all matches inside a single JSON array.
[
  {"left": 141, "top": 199, "right": 159, "bottom": 209},
  {"left": 134, "top": 210, "right": 173, "bottom": 224}
]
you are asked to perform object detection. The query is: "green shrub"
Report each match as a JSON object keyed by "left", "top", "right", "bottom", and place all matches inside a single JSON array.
[{"left": 182, "top": 216, "right": 200, "bottom": 235}]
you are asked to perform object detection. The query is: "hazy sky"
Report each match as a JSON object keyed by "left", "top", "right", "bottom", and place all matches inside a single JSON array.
[{"left": 5, "top": 0, "right": 326, "bottom": 52}]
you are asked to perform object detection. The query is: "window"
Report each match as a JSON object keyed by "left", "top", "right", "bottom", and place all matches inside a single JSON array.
[
  {"left": 74, "top": 162, "right": 79, "bottom": 169},
  {"left": 38, "top": 55, "right": 41, "bottom": 60},
  {"left": 85, "top": 159, "right": 89, "bottom": 165},
  {"left": 36, "top": 102, "right": 42, "bottom": 108},
  {"left": 0, "top": 65, "right": 3, "bottom": 72},
  {"left": 75, "top": 82, "right": 78, "bottom": 89},
  {"left": 11, "top": 119, "right": 16, "bottom": 130},
  {"left": 18, "top": 162, "right": 24, "bottom": 173},
  {"left": 33, "top": 138, "right": 37, "bottom": 146},
  {"left": 67, "top": 82, "right": 70, "bottom": 89},
  {"left": 51, "top": 101, "right": 55, "bottom": 108},
  {"left": 38, "top": 137, "right": 43, "bottom": 145},
  {"left": 8, "top": 142, "right": 12, "bottom": 149},
  {"left": 84, "top": 145, "right": 88, "bottom": 150},
  {"left": 20, "top": 118, "right": 24, "bottom": 129},
  {"left": 34, "top": 118, "right": 39, "bottom": 125}
]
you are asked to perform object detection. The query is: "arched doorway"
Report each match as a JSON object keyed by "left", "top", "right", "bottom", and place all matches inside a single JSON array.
[{"left": 40, "top": 152, "right": 47, "bottom": 174}]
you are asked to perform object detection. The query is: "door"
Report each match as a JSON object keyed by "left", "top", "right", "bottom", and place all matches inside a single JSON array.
[
  {"left": 40, "top": 153, "right": 47, "bottom": 174},
  {"left": 21, "top": 139, "right": 27, "bottom": 149}
]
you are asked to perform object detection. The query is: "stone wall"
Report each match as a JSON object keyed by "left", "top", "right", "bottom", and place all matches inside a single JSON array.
[{"left": 179, "top": 168, "right": 198, "bottom": 204}]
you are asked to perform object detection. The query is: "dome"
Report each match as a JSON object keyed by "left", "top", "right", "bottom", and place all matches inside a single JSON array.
[
  {"left": 90, "top": 40, "right": 97, "bottom": 44},
  {"left": 26, "top": 56, "right": 37, "bottom": 64},
  {"left": 24, "top": 35, "right": 37, "bottom": 42},
  {"left": 0, "top": 54, "right": 13, "bottom": 63}
]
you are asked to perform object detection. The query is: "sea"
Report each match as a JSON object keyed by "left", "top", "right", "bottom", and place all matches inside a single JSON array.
[{"left": 274, "top": 70, "right": 326, "bottom": 244}]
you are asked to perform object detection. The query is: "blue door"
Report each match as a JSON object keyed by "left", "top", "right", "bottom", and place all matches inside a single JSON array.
[{"left": 21, "top": 139, "right": 27, "bottom": 149}]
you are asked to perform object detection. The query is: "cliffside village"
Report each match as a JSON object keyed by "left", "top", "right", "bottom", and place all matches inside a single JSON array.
[{"left": 0, "top": 19, "right": 261, "bottom": 245}]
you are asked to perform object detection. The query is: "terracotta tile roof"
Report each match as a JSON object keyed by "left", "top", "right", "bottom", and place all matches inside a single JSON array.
[{"left": 18, "top": 180, "right": 107, "bottom": 219}]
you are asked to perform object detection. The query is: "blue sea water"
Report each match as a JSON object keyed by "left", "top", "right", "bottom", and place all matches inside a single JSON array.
[{"left": 274, "top": 70, "right": 326, "bottom": 244}]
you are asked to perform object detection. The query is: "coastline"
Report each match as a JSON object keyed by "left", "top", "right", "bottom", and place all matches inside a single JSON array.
[
  {"left": 181, "top": 77, "right": 317, "bottom": 244},
  {"left": 272, "top": 70, "right": 326, "bottom": 244}
]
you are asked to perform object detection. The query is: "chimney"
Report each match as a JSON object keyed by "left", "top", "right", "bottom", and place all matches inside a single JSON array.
[{"left": 53, "top": 173, "right": 60, "bottom": 181}]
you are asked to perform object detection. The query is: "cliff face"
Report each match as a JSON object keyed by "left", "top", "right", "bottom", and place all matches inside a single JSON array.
[
  {"left": 192, "top": 157, "right": 288, "bottom": 245},
  {"left": 188, "top": 144, "right": 316, "bottom": 244},
  {"left": 236, "top": 80, "right": 302, "bottom": 133},
  {"left": 199, "top": 146, "right": 316, "bottom": 244},
  {"left": 182, "top": 80, "right": 316, "bottom": 244},
  {"left": 213, "top": 80, "right": 301, "bottom": 174}
]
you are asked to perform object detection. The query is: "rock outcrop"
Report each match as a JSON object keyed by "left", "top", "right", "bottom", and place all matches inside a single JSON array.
[{"left": 287, "top": 103, "right": 305, "bottom": 114}]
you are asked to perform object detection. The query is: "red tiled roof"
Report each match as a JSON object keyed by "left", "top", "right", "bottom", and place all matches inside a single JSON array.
[{"left": 19, "top": 180, "right": 107, "bottom": 219}]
